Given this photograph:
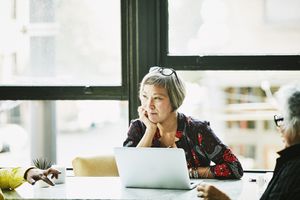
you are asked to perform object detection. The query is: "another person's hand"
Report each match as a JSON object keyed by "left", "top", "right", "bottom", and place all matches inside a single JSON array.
[
  {"left": 197, "top": 183, "right": 231, "bottom": 200},
  {"left": 26, "top": 167, "right": 61, "bottom": 186}
]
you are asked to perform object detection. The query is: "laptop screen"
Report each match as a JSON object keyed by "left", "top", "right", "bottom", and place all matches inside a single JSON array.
[{"left": 114, "top": 147, "right": 200, "bottom": 190}]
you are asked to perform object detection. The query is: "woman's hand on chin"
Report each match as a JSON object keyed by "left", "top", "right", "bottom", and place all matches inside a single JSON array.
[{"left": 138, "top": 106, "right": 157, "bottom": 130}]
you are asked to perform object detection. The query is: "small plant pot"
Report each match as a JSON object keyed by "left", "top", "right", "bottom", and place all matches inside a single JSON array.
[{"left": 51, "top": 165, "right": 66, "bottom": 184}]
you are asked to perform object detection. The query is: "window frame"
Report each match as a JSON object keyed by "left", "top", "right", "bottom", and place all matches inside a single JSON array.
[
  {"left": 0, "top": 1, "right": 129, "bottom": 101},
  {"left": 1, "top": 0, "right": 299, "bottom": 169},
  {"left": 1, "top": 0, "right": 300, "bottom": 120},
  {"left": 160, "top": 0, "right": 300, "bottom": 71},
  {"left": 158, "top": 0, "right": 300, "bottom": 170}
]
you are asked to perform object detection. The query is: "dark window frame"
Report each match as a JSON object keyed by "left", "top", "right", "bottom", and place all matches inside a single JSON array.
[
  {"left": 0, "top": 1, "right": 129, "bottom": 101},
  {"left": 160, "top": 0, "right": 300, "bottom": 71},
  {"left": 1, "top": 0, "right": 299, "bottom": 121}
]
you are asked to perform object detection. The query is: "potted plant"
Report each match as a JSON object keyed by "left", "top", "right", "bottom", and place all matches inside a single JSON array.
[{"left": 33, "top": 158, "right": 53, "bottom": 170}]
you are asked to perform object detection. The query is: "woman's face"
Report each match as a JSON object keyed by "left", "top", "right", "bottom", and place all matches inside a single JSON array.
[
  {"left": 140, "top": 84, "right": 173, "bottom": 123},
  {"left": 278, "top": 127, "right": 289, "bottom": 147},
  {"left": 278, "top": 126, "right": 293, "bottom": 148},
  {"left": 275, "top": 112, "right": 292, "bottom": 147}
]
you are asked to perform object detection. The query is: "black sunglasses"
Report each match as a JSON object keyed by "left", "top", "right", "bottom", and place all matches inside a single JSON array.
[
  {"left": 274, "top": 114, "right": 284, "bottom": 127},
  {"left": 149, "top": 66, "right": 179, "bottom": 83}
]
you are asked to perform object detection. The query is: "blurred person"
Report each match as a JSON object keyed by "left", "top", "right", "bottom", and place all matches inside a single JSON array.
[
  {"left": 123, "top": 66, "right": 243, "bottom": 179},
  {"left": 0, "top": 167, "right": 60, "bottom": 200},
  {"left": 197, "top": 81, "right": 300, "bottom": 200}
]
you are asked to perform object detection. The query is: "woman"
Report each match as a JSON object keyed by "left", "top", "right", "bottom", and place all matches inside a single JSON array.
[
  {"left": 0, "top": 166, "right": 60, "bottom": 200},
  {"left": 197, "top": 81, "right": 300, "bottom": 199},
  {"left": 123, "top": 66, "right": 243, "bottom": 179}
]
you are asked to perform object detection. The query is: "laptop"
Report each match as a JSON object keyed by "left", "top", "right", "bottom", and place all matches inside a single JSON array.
[{"left": 114, "top": 147, "right": 201, "bottom": 190}]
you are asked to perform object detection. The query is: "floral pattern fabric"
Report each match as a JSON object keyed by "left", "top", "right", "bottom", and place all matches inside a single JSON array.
[{"left": 123, "top": 112, "right": 243, "bottom": 179}]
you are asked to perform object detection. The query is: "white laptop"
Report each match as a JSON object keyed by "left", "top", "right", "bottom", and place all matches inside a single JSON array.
[{"left": 114, "top": 147, "right": 201, "bottom": 190}]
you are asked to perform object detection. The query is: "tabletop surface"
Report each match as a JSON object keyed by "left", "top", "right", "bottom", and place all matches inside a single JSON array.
[{"left": 3, "top": 172, "right": 271, "bottom": 200}]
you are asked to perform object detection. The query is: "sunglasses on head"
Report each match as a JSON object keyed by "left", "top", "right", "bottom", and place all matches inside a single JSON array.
[{"left": 149, "top": 66, "right": 179, "bottom": 83}]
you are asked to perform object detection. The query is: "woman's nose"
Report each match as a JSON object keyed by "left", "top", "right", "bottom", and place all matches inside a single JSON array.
[{"left": 146, "top": 98, "right": 154, "bottom": 109}]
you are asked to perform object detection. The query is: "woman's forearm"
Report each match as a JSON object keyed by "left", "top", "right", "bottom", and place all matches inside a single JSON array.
[{"left": 137, "top": 128, "right": 156, "bottom": 147}]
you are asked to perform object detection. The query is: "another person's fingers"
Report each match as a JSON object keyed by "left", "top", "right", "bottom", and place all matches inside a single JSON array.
[
  {"left": 197, "top": 191, "right": 205, "bottom": 198},
  {"left": 44, "top": 168, "right": 61, "bottom": 179},
  {"left": 41, "top": 176, "right": 55, "bottom": 186},
  {"left": 45, "top": 168, "right": 60, "bottom": 175},
  {"left": 197, "top": 182, "right": 207, "bottom": 191},
  {"left": 27, "top": 178, "right": 36, "bottom": 185},
  {"left": 50, "top": 173, "right": 56, "bottom": 179},
  {"left": 197, "top": 183, "right": 208, "bottom": 198},
  {"left": 197, "top": 181, "right": 230, "bottom": 199}
]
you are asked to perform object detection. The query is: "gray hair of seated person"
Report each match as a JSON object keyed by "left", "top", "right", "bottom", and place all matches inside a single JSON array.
[
  {"left": 139, "top": 67, "right": 186, "bottom": 111},
  {"left": 276, "top": 81, "right": 300, "bottom": 141}
]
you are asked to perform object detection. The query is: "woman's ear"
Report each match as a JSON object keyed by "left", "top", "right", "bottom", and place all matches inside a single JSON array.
[{"left": 282, "top": 128, "right": 295, "bottom": 147}]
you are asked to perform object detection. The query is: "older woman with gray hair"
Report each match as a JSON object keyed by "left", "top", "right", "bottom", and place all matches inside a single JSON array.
[
  {"left": 123, "top": 66, "right": 243, "bottom": 180},
  {"left": 197, "top": 81, "right": 300, "bottom": 200}
]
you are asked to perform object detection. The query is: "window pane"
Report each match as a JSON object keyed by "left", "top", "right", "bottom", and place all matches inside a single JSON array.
[
  {"left": 0, "top": 100, "right": 128, "bottom": 167},
  {"left": 169, "top": 0, "right": 300, "bottom": 55},
  {"left": 177, "top": 70, "right": 300, "bottom": 169},
  {"left": 0, "top": 101, "right": 29, "bottom": 167},
  {"left": 0, "top": 0, "right": 121, "bottom": 86},
  {"left": 56, "top": 100, "right": 128, "bottom": 167}
]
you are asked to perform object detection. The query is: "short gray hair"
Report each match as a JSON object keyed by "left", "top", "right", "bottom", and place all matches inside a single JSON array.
[
  {"left": 139, "top": 67, "right": 186, "bottom": 111},
  {"left": 276, "top": 81, "right": 300, "bottom": 140}
]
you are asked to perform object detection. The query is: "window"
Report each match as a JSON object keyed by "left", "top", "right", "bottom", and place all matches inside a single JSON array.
[
  {"left": 0, "top": 0, "right": 126, "bottom": 167},
  {"left": 1, "top": 0, "right": 300, "bottom": 171},
  {"left": 1, "top": 0, "right": 121, "bottom": 86},
  {"left": 169, "top": 0, "right": 300, "bottom": 55},
  {"left": 164, "top": 0, "right": 300, "bottom": 170},
  {"left": 0, "top": 100, "right": 128, "bottom": 167},
  {"left": 178, "top": 71, "right": 300, "bottom": 169}
]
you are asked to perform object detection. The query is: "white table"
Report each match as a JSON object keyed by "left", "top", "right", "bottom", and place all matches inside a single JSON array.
[{"left": 3, "top": 172, "right": 269, "bottom": 200}]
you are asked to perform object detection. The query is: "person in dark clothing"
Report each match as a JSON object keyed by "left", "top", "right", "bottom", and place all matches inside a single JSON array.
[
  {"left": 197, "top": 81, "right": 300, "bottom": 200},
  {"left": 123, "top": 66, "right": 243, "bottom": 179}
]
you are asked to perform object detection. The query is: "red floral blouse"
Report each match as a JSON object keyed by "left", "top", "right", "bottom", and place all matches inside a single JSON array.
[{"left": 123, "top": 112, "right": 243, "bottom": 179}]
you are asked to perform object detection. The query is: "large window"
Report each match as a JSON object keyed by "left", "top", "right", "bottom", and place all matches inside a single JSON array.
[
  {"left": 178, "top": 71, "right": 300, "bottom": 169},
  {"left": 165, "top": 0, "right": 300, "bottom": 170},
  {"left": 0, "top": 0, "right": 126, "bottom": 167},
  {"left": 1, "top": 0, "right": 121, "bottom": 86},
  {"left": 169, "top": 0, "right": 300, "bottom": 55},
  {"left": 0, "top": 100, "right": 128, "bottom": 167},
  {"left": 1, "top": 0, "right": 300, "bottom": 171}
]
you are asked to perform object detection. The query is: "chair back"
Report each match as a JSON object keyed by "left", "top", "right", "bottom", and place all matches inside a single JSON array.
[{"left": 72, "top": 155, "right": 119, "bottom": 176}]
